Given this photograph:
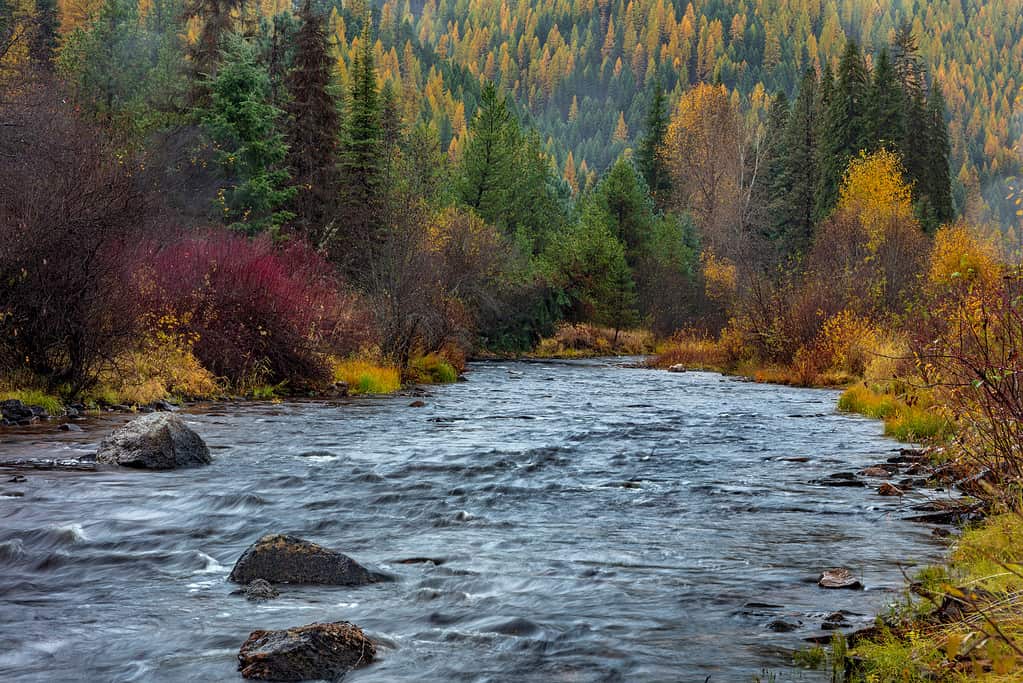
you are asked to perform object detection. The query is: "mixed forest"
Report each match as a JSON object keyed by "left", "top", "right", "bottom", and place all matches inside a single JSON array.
[{"left": 4, "top": 0, "right": 1023, "bottom": 678}]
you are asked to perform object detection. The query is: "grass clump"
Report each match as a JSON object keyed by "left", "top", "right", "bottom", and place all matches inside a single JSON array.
[
  {"left": 0, "top": 389, "right": 63, "bottom": 414},
  {"left": 333, "top": 358, "right": 401, "bottom": 395},
  {"left": 535, "top": 323, "right": 654, "bottom": 358},
  {"left": 407, "top": 353, "right": 458, "bottom": 384},
  {"left": 838, "top": 384, "right": 953, "bottom": 443}
]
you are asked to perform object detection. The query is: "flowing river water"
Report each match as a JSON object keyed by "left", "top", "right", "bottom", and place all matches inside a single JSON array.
[{"left": 0, "top": 359, "right": 949, "bottom": 682}]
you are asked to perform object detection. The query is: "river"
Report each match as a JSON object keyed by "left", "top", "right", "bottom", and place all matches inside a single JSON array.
[{"left": 0, "top": 359, "right": 947, "bottom": 682}]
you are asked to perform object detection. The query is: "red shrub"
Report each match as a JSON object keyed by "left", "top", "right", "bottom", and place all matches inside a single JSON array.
[{"left": 147, "top": 232, "right": 374, "bottom": 387}]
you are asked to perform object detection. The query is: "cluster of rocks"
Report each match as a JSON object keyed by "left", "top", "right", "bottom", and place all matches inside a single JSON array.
[
  {"left": 229, "top": 534, "right": 383, "bottom": 681},
  {"left": 72, "top": 414, "right": 380, "bottom": 681},
  {"left": 1, "top": 400, "right": 53, "bottom": 426}
]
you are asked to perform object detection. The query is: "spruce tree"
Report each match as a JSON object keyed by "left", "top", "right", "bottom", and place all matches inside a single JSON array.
[
  {"left": 380, "top": 79, "right": 402, "bottom": 151},
  {"left": 283, "top": 0, "right": 341, "bottom": 250},
  {"left": 201, "top": 35, "right": 295, "bottom": 234},
  {"left": 777, "top": 69, "right": 819, "bottom": 256},
  {"left": 760, "top": 91, "right": 790, "bottom": 243},
  {"left": 338, "top": 16, "right": 386, "bottom": 267},
  {"left": 636, "top": 80, "right": 670, "bottom": 206},
  {"left": 456, "top": 81, "right": 520, "bottom": 228},
  {"left": 866, "top": 49, "right": 905, "bottom": 152},
  {"left": 920, "top": 86, "right": 954, "bottom": 230},
  {"left": 592, "top": 156, "right": 656, "bottom": 265},
  {"left": 184, "top": 0, "right": 242, "bottom": 97},
  {"left": 816, "top": 40, "right": 868, "bottom": 220}
]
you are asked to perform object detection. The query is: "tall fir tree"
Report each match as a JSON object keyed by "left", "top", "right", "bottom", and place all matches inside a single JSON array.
[
  {"left": 778, "top": 69, "right": 820, "bottom": 257},
  {"left": 919, "top": 86, "right": 954, "bottom": 231},
  {"left": 201, "top": 35, "right": 295, "bottom": 233},
  {"left": 866, "top": 49, "right": 905, "bottom": 152},
  {"left": 283, "top": 0, "right": 341, "bottom": 250},
  {"left": 816, "top": 40, "right": 868, "bottom": 220},
  {"left": 759, "top": 90, "right": 790, "bottom": 243},
  {"left": 338, "top": 15, "right": 386, "bottom": 270},
  {"left": 184, "top": 0, "right": 242, "bottom": 98},
  {"left": 636, "top": 80, "right": 670, "bottom": 206},
  {"left": 456, "top": 81, "right": 521, "bottom": 230}
]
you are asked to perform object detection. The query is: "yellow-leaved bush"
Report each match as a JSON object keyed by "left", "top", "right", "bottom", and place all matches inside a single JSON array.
[
  {"left": 927, "top": 221, "right": 1002, "bottom": 290},
  {"left": 835, "top": 149, "right": 915, "bottom": 251}
]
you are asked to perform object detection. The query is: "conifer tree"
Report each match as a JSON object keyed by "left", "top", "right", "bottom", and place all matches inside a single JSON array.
[
  {"left": 920, "top": 86, "right": 954, "bottom": 230},
  {"left": 184, "top": 0, "right": 242, "bottom": 95},
  {"left": 816, "top": 40, "right": 868, "bottom": 220},
  {"left": 592, "top": 156, "right": 655, "bottom": 264},
  {"left": 283, "top": 1, "right": 340, "bottom": 250},
  {"left": 778, "top": 69, "right": 820, "bottom": 256},
  {"left": 636, "top": 80, "right": 670, "bottom": 205},
  {"left": 338, "top": 16, "right": 386, "bottom": 268},
  {"left": 201, "top": 35, "right": 295, "bottom": 233},
  {"left": 759, "top": 90, "right": 790, "bottom": 243},
  {"left": 866, "top": 49, "right": 905, "bottom": 152},
  {"left": 456, "top": 81, "right": 520, "bottom": 226}
]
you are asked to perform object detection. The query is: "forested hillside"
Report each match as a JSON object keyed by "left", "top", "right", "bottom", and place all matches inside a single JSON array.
[{"left": 365, "top": 0, "right": 1021, "bottom": 228}]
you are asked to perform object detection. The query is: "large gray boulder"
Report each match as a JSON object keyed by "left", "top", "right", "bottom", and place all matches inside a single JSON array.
[
  {"left": 238, "top": 621, "right": 375, "bottom": 681},
  {"left": 95, "top": 413, "right": 210, "bottom": 469},
  {"left": 228, "top": 534, "right": 386, "bottom": 585}
]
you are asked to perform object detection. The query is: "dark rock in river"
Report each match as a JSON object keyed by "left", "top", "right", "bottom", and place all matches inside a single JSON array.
[
  {"left": 766, "top": 618, "right": 800, "bottom": 632},
  {"left": 237, "top": 621, "right": 375, "bottom": 681},
  {"left": 244, "top": 579, "right": 279, "bottom": 601},
  {"left": 95, "top": 413, "right": 211, "bottom": 469},
  {"left": 818, "top": 568, "right": 863, "bottom": 590},
  {"left": 228, "top": 534, "right": 386, "bottom": 585},
  {"left": 858, "top": 466, "right": 893, "bottom": 477},
  {"left": 877, "top": 482, "right": 903, "bottom": 496},
  {"left": 409, "top": 400, "right": 427, "bottom": 408},
  {"left": 58, "top": 423, "right": 83, "bottom": 432}
]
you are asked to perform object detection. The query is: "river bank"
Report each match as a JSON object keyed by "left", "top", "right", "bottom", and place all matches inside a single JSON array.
[{"left": 0, "top": 359, "right": 955, "bottom": 681}]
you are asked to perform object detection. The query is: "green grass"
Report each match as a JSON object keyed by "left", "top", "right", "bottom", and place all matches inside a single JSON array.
[
  {"left": 408, "top": 354, "right": 458, "bottom": 384},
  {"left": 0, "top": 389, "right": 63, "bottom": 415},
  {"left": 838, "top": 384, "right": 953, "bottom": 442}
]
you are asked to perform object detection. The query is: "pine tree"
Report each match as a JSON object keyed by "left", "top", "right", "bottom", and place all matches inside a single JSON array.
[
  {"left": 919, "top": 86, "right": 954, "bottom": 231},
  {"left": 184, "top": 0, "right": 242, "bottom": 96},
  {"left": 759, "top": 90, "right": 790, "bottom": 243},
  {"left": 816, "top": 40, "right": 868, "bottom": 220},
  {"left": 380, "top": 79, "right": 402, "bottom": 151},
  {"left": 778, "top": 69, "right": 820, "bottom": 256},
  {"left": 592, "top": 156, "right": 655, "bottom": 264},
  {"left": 283, "top": 0, "right": 341, "bottom": 250},
  {"left": 866, "top": 49, "right": 905, "bottom": 152},
  {"left": 636, "top": 80, "right": 670, "bottom": 206},
  {"left": 456, "top": 80, "right": 520, "bottom": 228},
  {"left": 201, "top": 35, "right": 295, "bottom": 234},
  {"left": 338, "top": 15, "right": 386, "bottom": 268}
]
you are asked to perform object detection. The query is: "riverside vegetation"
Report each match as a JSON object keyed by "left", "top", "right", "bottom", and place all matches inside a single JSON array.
[{"left": 2, "top": 0, "right": 1023, "bottom": 680}]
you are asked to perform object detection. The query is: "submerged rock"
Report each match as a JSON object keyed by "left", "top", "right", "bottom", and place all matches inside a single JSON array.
[
  {"left": 95, "top": 413, "right": 210, "bottom": 469},
  {"left": 237, "top": 621, "right": 375, "bottom": 681},
  {"left": 244, "top": 579, "right": 279, "bottom": 602},
  {"left": 228, "top": 534, "right": 386, "bottom": 585},
  {"left": 818, "top": 568, "right": 863, "bottom": 590},
  {"left": 409, "top": 400, "right": 426, "bottom": 408}
]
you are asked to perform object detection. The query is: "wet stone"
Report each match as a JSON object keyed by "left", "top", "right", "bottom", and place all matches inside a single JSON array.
[
  {"left": 238, "top": 621, "right": 375, "bottom": 681},
  {"left": 819, "top": 568, "right": 863, "bottom": 590}
]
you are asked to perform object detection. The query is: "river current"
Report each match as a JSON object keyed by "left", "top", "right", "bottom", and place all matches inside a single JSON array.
[{"left": 0, "top": 360, "right": 948, "bottom": 682}]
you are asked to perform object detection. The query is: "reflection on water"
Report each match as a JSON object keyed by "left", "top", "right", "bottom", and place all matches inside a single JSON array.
[{"left": 0, "top": 359, "right": 947, "bottom": 681}]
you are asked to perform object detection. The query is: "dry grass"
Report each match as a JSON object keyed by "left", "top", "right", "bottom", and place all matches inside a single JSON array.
[
  {"left": 332, "top": 357, "right": 402, "bottom": 395},
  {"left": 92, "top": 337, "right": 220, "bottom": 405},
  {"left": 838, "top": 384, "right": 954, "bottom": 442},
  {"left": 651, "top": 331, "right": 728, "bottom": 370},
  {"left": 534, "top": 323, "right": 655, "bottom": 358}
]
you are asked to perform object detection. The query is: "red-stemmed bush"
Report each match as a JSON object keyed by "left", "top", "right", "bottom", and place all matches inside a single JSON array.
[{"left": 147, "top": 232, "right": 374, "bottom": 388}]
